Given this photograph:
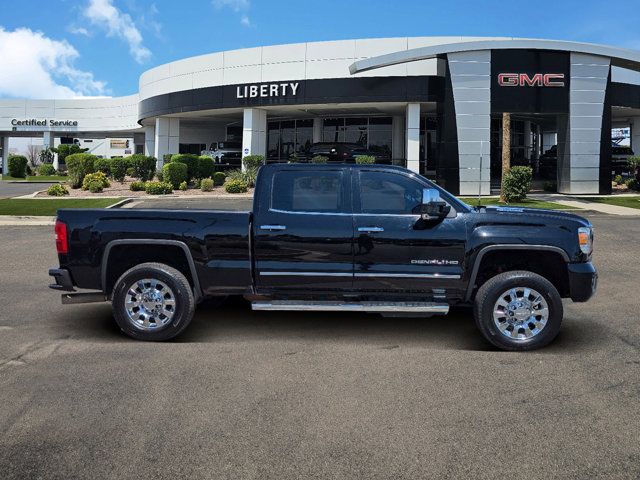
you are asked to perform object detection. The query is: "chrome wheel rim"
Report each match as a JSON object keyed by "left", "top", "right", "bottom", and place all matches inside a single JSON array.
[
  {"left": 124, "top": 278, "right": 176, "bottom": 331},
  {"left": 493, "top": 287, "right": 549, "bottom": 340}
]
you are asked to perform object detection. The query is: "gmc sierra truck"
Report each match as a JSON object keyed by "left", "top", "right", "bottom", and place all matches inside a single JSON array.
[{"left": 49, "top": 164, "right": 597, "bottom": 350}]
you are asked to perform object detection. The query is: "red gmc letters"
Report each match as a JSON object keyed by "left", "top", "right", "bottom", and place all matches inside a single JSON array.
[{"left": 498, "top": 73, "right": 565, "bottom": 87}]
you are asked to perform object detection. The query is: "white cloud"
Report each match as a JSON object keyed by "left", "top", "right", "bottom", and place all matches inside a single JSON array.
[
  {"left": 83, "top": 0, "right": 151, "bottom": 63},
  {"left": 68, "top": 25, "right": 90, "bottom": 36},
  {"left": 213, "top": 0, "right": 252, "bottom": 27},
  {"left": 0, "top": 27, "right": 108, "bottom": 99}
]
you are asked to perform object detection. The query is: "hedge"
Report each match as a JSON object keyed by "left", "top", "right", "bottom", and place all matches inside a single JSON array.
[
  {"left": 47, "top": 184, "right": 68, "bottom": 196},
  {"left": 94, "top": 158, "right": 111, "bottom": 176},
  {"left": 66, "top": 153, "right": 97, "bottom": 188},
  {"left": 311, "top": 155, "right": 328, "bottom": 164},
  {"left": 170, "top": 154, "right": 199, "bottom": 180},
  {"left": 82, "top": 172, "right": 110, "bottom": 191},
  {"left": 38, "top": 164, "right": 56, "bottom": 176},
  {"left": 213, "top": 171, "right": 226, "bottom": 186},
  {"left": 130, "top": 180, "right": 146, "bottom": 191},
  {"left": 355, "top": 155, "right": 376, "bottom": 164},
  {"left": 162, "top": 161, "right": 188, "bottom": 189},
  {"left": 502, "top": 166, "right": 533, "bottom": 202},
  {"left": 145, "top": 181, "right": 173, "bottom": 195},
  {"left": 198, "top": 156, "right": 215, "bottom": 179},
  {"left": 129, "top": 154, "right": 157, "bottom": 181},
  {"left": 201, "top": 178, "right": 214, "bottom": 192},
  {"left": 225, "top": 179, "right": 248, "bottom": 193},
  {"left": 7, "top": 155, "right": 28, "bottom": 178},
  {"left": 110, "top": 157, "right": 129, "bottom": 182},
  {"left": 242, "top": 155, "right": 264, "bottom": 170}
]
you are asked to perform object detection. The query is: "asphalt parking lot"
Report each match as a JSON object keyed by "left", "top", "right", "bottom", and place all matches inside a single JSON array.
[
  {"left": 0, "top": 181, "right": 54, "bottom": 199},
  {"left": 1, "top": 213, "right": 638, "bottom": 479}
]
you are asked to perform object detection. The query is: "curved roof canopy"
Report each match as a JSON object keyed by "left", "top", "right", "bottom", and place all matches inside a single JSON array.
[{"left": 349, "top": 38, "right": 640, "bottom": 75}]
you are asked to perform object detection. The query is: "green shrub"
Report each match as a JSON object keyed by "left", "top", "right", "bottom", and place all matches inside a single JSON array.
[
  {"left": 179, "top": 181, "right": 188, "bottom": 191},
  {"left": 311, "top": 155, "right": 329, "bottom": 164},
  {"left": 242, "top": 155, "right": 264, "bottom": 170},
  {"left": 82, "top": 172, "right": 110, "bottom": 191},
  {"left": 213, "top": 171, "right": 226, "bottom": 186},
  {"left": 170, "top": 154, "right": 199, "bottom": 180},
  {"left": 627, "top": 156, "right": 640, "bottom": 174},
  {"left": 224, "top": 179, "right": 248, "bottom": 193},
  {"left": 126, "top": 167, "right": 135, "bottom": 176},
  {"left": 162, "top": 153, "right": 174, "bottom": 164},
  {"left": 243, "top": 167, "right": 258, "bottom": 188},
  {"left": 200, "top": 178, "right": 214, "bottom": 192},
  {"left": 145, "top": 181, "right": 173, "bottom": 195},
  {"left": 624, "top": 178, "right": 639, "bottom": 190},
  {"left": 130, "top": 180, "right": 146, "bottom": 191},
  {"left": 7, "top": 155, "right": 28, "bottom": 178},
  {"left": 94, "top": 158, "right": 111, "bottom": 176},
  {"left": 38, "top": 164, "right": 56, "bottom": 176},
  {"left": 26, "top": 165, "right": 33, "bottom": 176},
  {"left": 226, "top": 169, "right": 244, "bottom": 182},
  {"left": 47, "top": 184, "right": 68, "bottom": 196},
  {"left": 198, "top": 156, "right": 215, "bottom": 179},
  {"left": 54, "top": 144, "right": 88, "bottom": 167},
  {"left": 502, "top": 166, "right": 533, "bottom": 202},
  {"left": 193, "top": 178, "right": 202, "bottom": 189},
  {"left": 355, "top": 155, "right": 376, "bottom": 164},
  {"left": 129, "top": 154, "right": 157, "bottom": 181},
  {"left": 86, "top": 179, "right": 105, "bottom": 193},
  {"left": 156, "top": 170, "right": 163, "bottom": 182},
  {"left": 66, "top": 153, "right": 96, "bottom": 188},
  {"left": 110, "top": 157, "right": 129, "bottom": 182},
  {"left": 613, "top": 174, "right": 623, "bottom": 185},
  {"left": 162, "top": 162, "right": 188, "bottom": 189}
]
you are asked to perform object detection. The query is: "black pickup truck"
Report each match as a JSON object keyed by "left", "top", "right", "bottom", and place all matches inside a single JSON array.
[{"left": 49, "top": 164, "right": 597, "bottom": 350}]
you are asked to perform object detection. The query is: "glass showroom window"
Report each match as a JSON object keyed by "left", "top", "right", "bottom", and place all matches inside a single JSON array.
[
  {"left": 368, "top": 117, "right": 393, "bottom": 158},
  {"left": 267, "top": 119, "right": 315, "bottom": 162},
  {"left": 322, "top": 117, "right": 393, "bottom": 154}
]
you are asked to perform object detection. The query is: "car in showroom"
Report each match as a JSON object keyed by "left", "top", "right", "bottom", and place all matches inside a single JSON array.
[
  {"left": 299, "top": 142, "right": 391, "bottom": 163},
  {"left": 200, "top": 141, "right": 242, "bottom": 167}
]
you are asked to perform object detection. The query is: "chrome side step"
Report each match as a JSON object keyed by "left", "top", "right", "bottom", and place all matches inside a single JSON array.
[{"left": 251, "top": 300, "right": 449, "bottom": 314}]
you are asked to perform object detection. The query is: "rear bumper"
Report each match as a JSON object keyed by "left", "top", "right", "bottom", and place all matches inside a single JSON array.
[
  {"left": 568, "top": 262, "right": 597, "bottom": 302},
  {"left": 49, "top": 268, "right": 75, "bottom": 292}
]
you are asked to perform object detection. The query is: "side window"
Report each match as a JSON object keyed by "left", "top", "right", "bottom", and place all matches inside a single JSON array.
[
  {"left": 272, "top": 170, "right": 345, "bottom": 213},
  {"left": 358, "top": 171, "right": 423, "bottom": 214}
]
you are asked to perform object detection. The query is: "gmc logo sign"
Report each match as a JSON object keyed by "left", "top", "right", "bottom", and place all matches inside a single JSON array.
[{"left": 498, "top": 73, "right": 565, "bottom": 87}]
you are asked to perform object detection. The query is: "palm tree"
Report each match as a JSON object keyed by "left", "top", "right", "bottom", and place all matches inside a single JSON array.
[{"left": 500, "top": 112, "right": 511, "bottom": 203}]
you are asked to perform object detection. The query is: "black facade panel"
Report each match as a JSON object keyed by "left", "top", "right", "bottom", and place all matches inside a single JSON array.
[
  {"left": 610, "top": 82, "right": 640, "bottom": 108},
  {"left": 138, "top": 76, "right": 445, "bottom": 121},
  {"left": 491, "top": 50, "right": 570, "bottom": 114},
  {"left": 436, "top": 61, "right": 459, "bottom": 195}
]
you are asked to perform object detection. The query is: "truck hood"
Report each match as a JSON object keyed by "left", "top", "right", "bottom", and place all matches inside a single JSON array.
[{"left": 480, "top": 205, "right": 592, "bottom": 227}]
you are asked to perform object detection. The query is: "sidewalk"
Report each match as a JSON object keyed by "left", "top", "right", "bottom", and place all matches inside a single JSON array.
[{"left": 530, "top": 193, "right": 640, "bottom": 216}]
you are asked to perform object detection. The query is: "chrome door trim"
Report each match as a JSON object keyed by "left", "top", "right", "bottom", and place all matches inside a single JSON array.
[
  {"left": 260, "top": 224, "right": 287, "bottom": 231},
  {"left": 357, "top": 226, "right": 385, "bottom": 233},
  {"left": 259, "top": 271, "right": 353, "bottom": 277},
  {"left": 355, "top": 272, "right": 461, "bottom": 279}
]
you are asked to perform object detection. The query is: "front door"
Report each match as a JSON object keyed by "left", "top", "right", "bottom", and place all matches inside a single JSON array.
[
  {"left": 352, "top": 169, "right": 466, "bottom": 294},
  {"left": 253, "top": 167, "right": 353, "bottom": 293}
]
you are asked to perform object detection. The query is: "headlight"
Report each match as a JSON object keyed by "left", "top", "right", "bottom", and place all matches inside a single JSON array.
[{"left": 578, "top": 227, "right": 593, "bottom": 255}]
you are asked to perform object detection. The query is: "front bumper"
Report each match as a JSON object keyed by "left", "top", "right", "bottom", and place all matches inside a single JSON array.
[
  {"left": 49, "top": 268, "right": 75, "bottom": 292},
  {"left": 568, "top": 262, "right": 597, "bottom": 302}
]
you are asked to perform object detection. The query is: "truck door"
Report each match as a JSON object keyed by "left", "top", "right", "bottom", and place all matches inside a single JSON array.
[
  {"left": 352, "top": 169, "right": 466, "bottom": 294},
  {"left": 253, "top": 167, "right": 353, "bottom": 292}
]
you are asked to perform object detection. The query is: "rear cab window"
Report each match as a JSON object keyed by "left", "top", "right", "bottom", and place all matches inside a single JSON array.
[{"left": 271, "top": 169, "right": 349, "bottom": 214}]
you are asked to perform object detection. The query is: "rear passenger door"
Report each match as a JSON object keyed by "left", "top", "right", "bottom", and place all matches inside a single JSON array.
[{"left": 253, "top": 168, "right": 353, "bottom": 293}]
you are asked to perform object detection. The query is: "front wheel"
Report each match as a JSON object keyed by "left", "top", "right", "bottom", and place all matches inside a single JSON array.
[
  {"left": 474, "top": 270, "right": 563, "bottom": 351},
  {"left": 112, "top": 262, "right": 195, "bottom": 341}
]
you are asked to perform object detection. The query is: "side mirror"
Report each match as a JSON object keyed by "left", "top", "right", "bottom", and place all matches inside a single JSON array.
[{"left": 414, "top": 188, "right": 451, "bottom": 222}]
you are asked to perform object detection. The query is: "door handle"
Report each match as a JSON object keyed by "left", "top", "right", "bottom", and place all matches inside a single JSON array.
[
  {"left": 358, "top": 226, "right": 384, "bottom": 233},
  {"left": 260, "top": 225, "right": 287, "bottom": 231}
]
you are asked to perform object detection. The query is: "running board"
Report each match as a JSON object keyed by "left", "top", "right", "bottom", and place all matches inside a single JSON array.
[{"left": 251, "top": 300, "right": 449, "bottom": 314}]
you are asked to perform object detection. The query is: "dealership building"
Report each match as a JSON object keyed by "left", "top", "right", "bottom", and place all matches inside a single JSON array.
[{"left": 2, "top": 36, "right": 640, "bottom": 195}]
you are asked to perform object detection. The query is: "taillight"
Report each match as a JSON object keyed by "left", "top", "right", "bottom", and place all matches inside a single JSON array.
[{"left": 55, "top": 220, "right": 68, "bottom": 254}]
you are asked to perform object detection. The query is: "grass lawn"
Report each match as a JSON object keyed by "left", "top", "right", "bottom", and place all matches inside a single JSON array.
[
  {"left": 586, "top": 196, "right": 640, "bottom": 210},
  {"left": 458, "top": 196, "right": 578, "bottom": 210},
  {"left": 1, "top": 175, "right": 68, "bottom": 182},
  {"left": 0, "top": 198, "right": 123, "bottom": 216}
]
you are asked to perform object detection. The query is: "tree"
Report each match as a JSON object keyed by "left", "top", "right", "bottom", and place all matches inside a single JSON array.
[
  {"left": 53, "top": 144, "right": 88, "bottom": 166},
  {"left": 499, "top": 112, "right": 511, "bottom": 203},
  {"left": 39, "top": 147, "right": 55, "bottom": 164},
  {"left": 26, "top": 144, "right": 42, "bottom": 167}
]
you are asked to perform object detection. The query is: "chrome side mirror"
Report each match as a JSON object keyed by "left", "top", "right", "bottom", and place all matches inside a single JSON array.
[{"left": 415, "top": 188, "right": 451, "bottom": 222}]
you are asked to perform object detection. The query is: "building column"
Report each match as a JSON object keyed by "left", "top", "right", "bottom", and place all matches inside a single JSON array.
[
  {"left": 1, "top": 137, "right": 9, "bottom": 175},
  {"left": 242, "top": 108, "right": 267, "bottom": 169},
  {"left": 312, "top": 117, "right": 323, "bottom": 143},
  {"left": 392, "top": 115, "right": 404, "bottom": 163},
  {"left": 144, "top": 126, "right": 155, "bottom": 157},
  {"left": 405, "top": 103, "right": 420, "bottom": 173},
  {"left": 558, "top": 53, "right": 610, "bottom": 194},
  {"left": 154, "top": 118, "right": 180, "bottom": 169}
]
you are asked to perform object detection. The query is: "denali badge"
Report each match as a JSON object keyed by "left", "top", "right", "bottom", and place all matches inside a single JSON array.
[
  {"left": 498, "top": 73, "right": 565, "bottom": 87},
  {"left": 411, "top": 259, "right": 459, "bottom": 265}
]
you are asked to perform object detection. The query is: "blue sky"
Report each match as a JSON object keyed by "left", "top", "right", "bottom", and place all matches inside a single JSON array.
[{"left": 0, "top": 0, "right": 639, "bottom": 98}]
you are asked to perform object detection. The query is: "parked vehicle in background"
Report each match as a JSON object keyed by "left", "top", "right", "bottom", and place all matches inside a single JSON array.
[
  {"left": 50, "top": 163, "right": 597, "bottom": 351},
  {"left": 299, "top": 142, "right": 391, "bottom": 163},
  {"left": 200, "top": 141, "right": 242, "bottom": 167},
  {"left": 538, "top": 145, "right": 558, "bottom": 180}
]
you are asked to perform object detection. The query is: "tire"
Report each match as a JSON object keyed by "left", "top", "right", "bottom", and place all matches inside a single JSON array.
[
  {"left": 111, "top": 262, "right": 195, "bottom": 341},
  {"left": 473, "top": 270, "right": 563, "bottom": 351}
]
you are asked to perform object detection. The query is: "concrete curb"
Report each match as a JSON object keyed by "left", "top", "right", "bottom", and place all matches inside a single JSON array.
[{"left": 0, "top": 216, "right": 56, "bottom": 226}]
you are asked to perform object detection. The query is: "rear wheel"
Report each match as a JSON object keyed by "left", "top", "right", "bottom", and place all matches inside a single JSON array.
[
  {"left": 112, "top": 262, "right": 195, "bottom": 341},
  {"left": 474, "top": 270, "right": 563, "bottom": 351}
]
